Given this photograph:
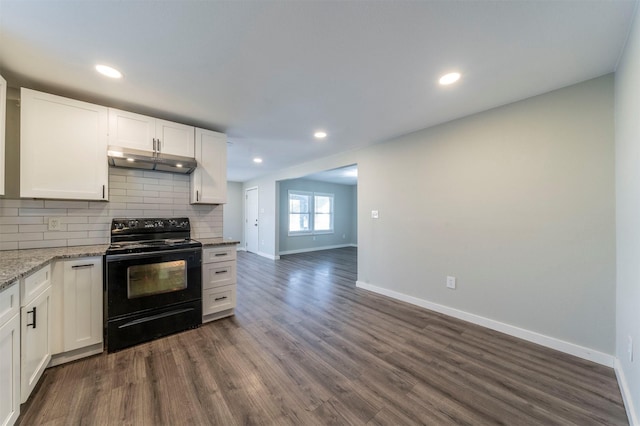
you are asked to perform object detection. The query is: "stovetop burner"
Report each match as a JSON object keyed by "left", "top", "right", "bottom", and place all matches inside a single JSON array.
[{"left": 106, "top": 218, "right": 202, "bottom": 255}]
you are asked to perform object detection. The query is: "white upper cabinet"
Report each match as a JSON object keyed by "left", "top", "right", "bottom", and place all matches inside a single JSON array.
[
  {"left": 0, "top": 74, "right": 6, "bottom": 196},
  {"left": 107, "top": 108, "right": 155, "bottom": 152},
  {"left": 191, "top": 129, "right": 227, "bottom": 204},
  {"left": 20, "top": 88, "right": 109, "bottom": 200},
  {"left": 155, "top": 119, "right": 194, "bottom": 157},
  {"left": 108, "top": 108, "right": 194, "bottom": 157}
]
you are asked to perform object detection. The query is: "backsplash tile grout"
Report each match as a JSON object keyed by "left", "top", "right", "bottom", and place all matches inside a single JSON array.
[{"left": 0, "top": 168, "right": 223, "bottom": 250}]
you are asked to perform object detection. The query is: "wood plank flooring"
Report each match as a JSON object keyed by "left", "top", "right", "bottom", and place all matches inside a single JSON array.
[{"left": 17, "top": 247, "right": 628, "bottom": 425}]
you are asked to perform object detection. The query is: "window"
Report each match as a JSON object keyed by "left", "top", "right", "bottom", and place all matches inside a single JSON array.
[
  {"left": 288, "top": 191, "right": 334, "bottom": 235},
  {"left": 314, "top": 193, "right": 334, "bottom": 232},
  {"left": 289, "top": 191, "right": 311, "bottom": 233}
]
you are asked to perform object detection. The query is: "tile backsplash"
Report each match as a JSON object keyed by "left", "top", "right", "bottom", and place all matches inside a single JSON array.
[{"left": 0, "top": 167, "right": 223, "bottom": 250}]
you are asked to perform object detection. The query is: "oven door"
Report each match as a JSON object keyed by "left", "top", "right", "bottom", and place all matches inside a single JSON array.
[{"left": 106, "top": 248, "right": 202, "bottom": 319}]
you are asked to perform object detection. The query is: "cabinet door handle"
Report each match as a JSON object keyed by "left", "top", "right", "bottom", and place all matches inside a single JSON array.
[
  {"left": 102, "top": 185, "right": 105, "bottom": 199},
  {"left": 157, "top": 139, "right": 161, "bottom": 154},
  {"left": 196, "top": 190, "right": 199, "bottom": 202},
  {"left": 215, "top": 270, "right": 228, "bottom": 275},
  {"left": 27, "top": 306, "right": 37, "bottom": 329},
  {"left": 214, "top": 253, "right": 227, "bottom": 257},
  {"left": 214, "top": 296, "right": 228, "bottom": 301},
  {"left": 72, "top": 263, "right": 94, "bottom": 269},
  {"left": 153, "top": 138, "right": 157, "bottom": 152}
]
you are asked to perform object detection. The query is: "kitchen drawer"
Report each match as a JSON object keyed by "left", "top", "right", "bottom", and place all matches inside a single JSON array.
[
  {"left": 203, "top": 246, "right": 236, "bottom": 264},
  {"left": 203, "top": 260, "right": 236, "bottom": 290},
  {"left": 0, "top": 282, "right": 19, "bottom": 326},
  {"left": 202, "top": 285, "right": 236, "bottom": 316},
  {"left": 21, "top": 264, "right": 51, "bottom": 306}
]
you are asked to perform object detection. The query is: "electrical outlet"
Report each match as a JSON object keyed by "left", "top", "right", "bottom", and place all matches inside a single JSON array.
[
  {"left": 48, "top": 217, "right": 62, "bottom": 231},
  {"left": 629, "top": 336, "right": 634, "bottom": 362},
  {"left": 446, "top": 276, "right": 456, "bottom": 289},
  {"left": 371, "top": 210, "right": 379, "bottom": 219}
]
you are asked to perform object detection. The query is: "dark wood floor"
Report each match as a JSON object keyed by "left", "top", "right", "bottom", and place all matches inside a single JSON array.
[{"left": 18, "top": 247, "right": 627, "bottom": 425}]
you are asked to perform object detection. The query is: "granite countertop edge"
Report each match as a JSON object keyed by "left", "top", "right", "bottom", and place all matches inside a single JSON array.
[
  {"left": 198, "top": 238, "right": 240, "bottom": 248},
  {"left": 0, "top": 239, "right": 239, "bottom": 291}
]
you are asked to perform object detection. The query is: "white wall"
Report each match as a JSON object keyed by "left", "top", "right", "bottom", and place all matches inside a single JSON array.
[
  {"left": 223, "top": 181, "right": 244, "bottom": 246},
  {"left": 246, "top": 75, "right": 616, "bottom": 362},
  {"left": 615, "top": 3, "right": 640, "bottom": 423}
]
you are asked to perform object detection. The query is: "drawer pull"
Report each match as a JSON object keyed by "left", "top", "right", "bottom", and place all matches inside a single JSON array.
[
  {"left": 215, "top": 270, "right": 228, "bottom": 275},
  {"left": 27, "top": 307, "right": 37, "bottom": 329},
  {"left": 72, "top": 263, "right": 94, "bottom": 269},
  {"left": 214, "top": 253, "right": 228, "bottom": 257},
  {"left": 214, "top": 296, "right": 228, "bottom": 301}
]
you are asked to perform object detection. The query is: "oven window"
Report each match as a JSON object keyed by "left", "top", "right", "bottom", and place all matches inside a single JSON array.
[{"left": 127, "top": 260, "right": 187, "bottom": 299}]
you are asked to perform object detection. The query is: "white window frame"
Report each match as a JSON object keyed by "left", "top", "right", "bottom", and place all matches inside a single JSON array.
[
  {"left": 288, "top": 190, "right": 313, "bottom": 236},
  {"left": 288, "top": 190, "right": 335, "bottom": 236},
  {"left": 313, "top": 192, "right": 334, "bottom": 234}
]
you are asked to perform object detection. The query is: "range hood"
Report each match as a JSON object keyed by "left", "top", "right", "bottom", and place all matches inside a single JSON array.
[{"left": 107, "top": 146, "right": 197, "bottom": 174}]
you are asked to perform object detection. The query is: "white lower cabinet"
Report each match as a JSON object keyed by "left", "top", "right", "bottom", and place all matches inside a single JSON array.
[
  {"left": 50, "top": 257, "right": 103, "bottom": 367},
  {"left": 62, "top": 258, "right": 103, "bottom": 352},
  {"left": 20, "top": 285, "right": 51, "bottom": 403},
  {"left": 203, "top": 285, "right": 236, "bottom": 315},
  {"left": 0, "top": 284, "right": 20, "bottom": 426},
  {"left": 202, "top": 245, "right": 237, "bottom": 322}
]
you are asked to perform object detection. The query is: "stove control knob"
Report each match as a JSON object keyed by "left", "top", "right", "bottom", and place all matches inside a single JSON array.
[
  {"left": 155, "top": 220, "right": 164, "bottom": 228},
  {"left": 179, "top": 221, "right": 188, "bottom": 228},
  {"left": 128, "top": 220, "right": 138, "bottom": 229},
  {"left": 144, "top": 221, "right": 154, "bottom": 228}
]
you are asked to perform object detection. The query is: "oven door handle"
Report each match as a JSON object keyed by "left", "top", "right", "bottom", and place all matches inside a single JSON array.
[{"left": 106, "top": 247, "right": 201, "bottom": 262}]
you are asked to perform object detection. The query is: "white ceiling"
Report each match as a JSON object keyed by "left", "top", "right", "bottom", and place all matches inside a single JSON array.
[
  {"left": 303, "top": 164, "right": 358, "bottom": 186},
  {"left": 0, "top": 1, "right": 636, "bottom": 182}
]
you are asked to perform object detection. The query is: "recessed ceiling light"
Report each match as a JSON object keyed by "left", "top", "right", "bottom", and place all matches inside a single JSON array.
[
  {"left": 439, "top": 72, "right": 461, "bottom": 85},
  {"left": 176, "top": 163, "right": 183, "bottom": 168},
  {"left": 95, "top": 64, "right": 123, "bottom": 79},
  {"left": 126, "top": 158, "right": 135, "bottom": 162},
  {"left": 314, "top": 131, "right": 327, "bottom": 139},
  {"left": 253, "top": 158, "right": 263, "bottom": 164}
]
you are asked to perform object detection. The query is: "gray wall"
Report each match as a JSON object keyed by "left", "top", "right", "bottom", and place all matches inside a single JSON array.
[
  {"left": 245, "top": 75, "right": 616, "bottom": 357},
  {"left": 615, "top": 4, "right": 640, "bottom": 422},
  {"left": 357, "top": 75, "right": 615, "bottom": 354},
  {"left": 223, "top": 181, "right": 244, "bottom": 246},
  {"left": 278, "top": 178, "right": 356, "bottom": 254}
]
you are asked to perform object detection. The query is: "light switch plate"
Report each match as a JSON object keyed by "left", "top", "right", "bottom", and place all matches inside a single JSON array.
[{"left": 446, "top": 276, "right": 456, "bottom": 289}]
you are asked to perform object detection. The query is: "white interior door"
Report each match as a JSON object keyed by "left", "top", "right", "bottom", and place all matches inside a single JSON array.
[{"left": 245, "top": 188, "right": 259, "bottom": 254}]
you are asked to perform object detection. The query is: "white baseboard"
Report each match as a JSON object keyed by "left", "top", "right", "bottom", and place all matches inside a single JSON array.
[
  {"left": 279, "top": 243, "right": 355, "bottom": 256},
  {"left": 256, "top": 251, "right": 280, "bottom": 260},
  {"left": 236, "top": 246, "right": 246, "bottom": 252},
  {"left": 49, "top": 343, "right": 104, "bottom": 367},
  {"left": 615, "top": 358, "right": 639, "bottom": 425},
  {"left": 356, "top": 281, "right": 614, "bottom": 367}
]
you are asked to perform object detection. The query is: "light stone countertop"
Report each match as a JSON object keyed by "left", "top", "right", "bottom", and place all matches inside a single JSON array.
[
  {"left": 0, "top": 239, "right": 239, "bottom": 291},
  {"left": 0, "top": 244, "right": 110, "bottom": 291},
  {"left": 197, "top": 238, "right": 240, "bottom": 248}
]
